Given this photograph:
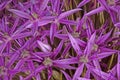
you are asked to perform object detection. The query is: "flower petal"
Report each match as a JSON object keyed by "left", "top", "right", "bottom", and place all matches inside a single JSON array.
[
  {"left": 12, "top": 32, "right": 32, "bottom": 39},
  {"left": 76, "top": 38, "right": 86, "bottom": 47},
  {"left": 54, "top": 64, "right": 76, "bottom": 69},
  {"left": 77, "top": 77, "right": 91, "bottom": 80},
  {"left": 97, "top": 30, "right": 112, "bottom": 45},
  {"left": 50, "top": 23, "right": 57, "bottom": 44},
  {"left": 58, "top": 8, "right": 82, "bottom": 20},
  {"left": 53, "top": 0, "right": 60, "bottom": 13},
  {"left": 92, "top": 68, "right": 116, "bottom": 80},
  {"left": 90, "top": 52, "right": 115, "bottom": 60},
  {"left": 68, "top": 32, "right": 82, "bottom": 55},
  {"left": 114, "top": 22, "right": 120, "bottom": 28},
  {"left": 6, "top": 52, "right": 20, "bottom": 67},
  {"left": 85, "top": 6, "right": 105, "bottom": 16},
  {"left": 35, "top": 19, "right": 52, "bottom": 27},
  {"left": 84, "top": 32, "right": 96, "bottom": 56},
  {"left": 52, "top": 40, "right": 64, "bottom": 58},
  {"left": 73, "top": 63, "right": 84, "bottom": 80},
  {"left": 77, "top": 0, "right": 90, "bottom": 8},
  {"left": 61, "top": 70, "right": 72, "bottom": 80},
  {"left": 39, "top": 0, "right": 49, "bottom": 14},
  {"left": 53, "top": 57, "right": 78, "bottom": 65},
  {"left": 59, "top": 19, "right": 77, "bottom": 25},
  {"left": 98, "top": 0, "right": 110, "bottom": 11},
  {"left": 37, "top": 40, "right": 52, "bottom": 52},
  {"left": 14, "top": 59, "right": 25, "bottom": 70},
  {"left": 0, "top": 0, "right": 12, "bottom": 11},
  {"left": 36, "top": 74, "right": 41, "bottom": 80},
  {"left": 62, "top": 43, "right": 71, "bottom": 57},
  {"left": 8, "top": 9, "right": 31, "bottom": 19}
]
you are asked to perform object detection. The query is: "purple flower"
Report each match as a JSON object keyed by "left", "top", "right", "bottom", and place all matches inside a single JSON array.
[{"left": 0, "top": 0, "right": 120, "bottom": 80}]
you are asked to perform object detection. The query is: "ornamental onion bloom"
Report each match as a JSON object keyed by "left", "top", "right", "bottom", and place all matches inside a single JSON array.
[{"left": 0, "top": 0, "right": 120, "bottom": 80}]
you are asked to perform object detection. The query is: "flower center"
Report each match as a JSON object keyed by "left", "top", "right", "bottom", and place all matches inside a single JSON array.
[
  {"left": 0, "top": 66, "right": 7, "bottom": 75},
  {"left": 43, "top": 57, "right": 53, "bottom": 66},
  {"left": 72, "top": 32, "right": 80, "bottom": 37},
  {"left": 92, "top": 44, "right": 98, "bottom": 51},
  {"left": 21, "top": 50, "right": 30, "bottom": 58},
  {"left": 32, "top": 13, "right": 38, "bottom": 19},
  {"left": 4, "top": 33, "right": 12, "bottom": 41},
  {"left": 79, "top": 56, "right": 88, "bottom": 63}
]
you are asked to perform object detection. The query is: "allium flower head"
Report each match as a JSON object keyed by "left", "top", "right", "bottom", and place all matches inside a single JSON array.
[{"left": 0, "top": 0, "right": 120, "bottom": 80}]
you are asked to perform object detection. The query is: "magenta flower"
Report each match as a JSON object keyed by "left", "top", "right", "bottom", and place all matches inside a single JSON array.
[{"left": 0, "top": 0, "right": 120, "bottom": 80}]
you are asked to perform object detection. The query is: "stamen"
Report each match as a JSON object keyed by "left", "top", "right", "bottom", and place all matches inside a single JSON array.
[
  {"left": 43, "top": 57, "right": 53, "bottom": 66},
  {"left": 79, "top": 56, "right": 88, "bottom": 63}
]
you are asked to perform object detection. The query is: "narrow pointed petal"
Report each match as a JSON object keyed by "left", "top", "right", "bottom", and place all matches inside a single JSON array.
[
  {"left": 19, "top": 76, "right": 24, "bottom": 80},
  {"left": 77, "top": 0, "right": 90, "bottom": 8},
  {"left": 28, "top": 60, "right": 35, "bottom": 72},
  {"left": 85, "top": 70, "right": 90, "bottom": 78},
  {"left": 58, "top": 8, "right": 82, "bottom": 20},
  {"left": 0, "top": 42, "right": 8, "bottom": 55},
  {"left": 48, "top": 68, "right": 52, "bottom": 80},
  {"left": 59, "top": 19, "right": 77, "bottom": 25},
  {"left": 115, "top": 32, "right": 120, "bottom": 35},
  {"left": 73, "top": 63, "right": 84, "bottom": 80},
  {"left": 109, "top": 9, "right": 117, "bottom": 24},
  {"left": 76, "top": 38, "right": 86, "bottom": 47},
  {"left": 32, "top": 52, "right": 51, "bottom": 58},
  {"left": 114, "top": 22, "right": 120, "bottom": 28},
  {"left": 68, "top": 32, "right": 82, "bottom": 55},
  {"left": 0, "top": 2, "right": 7, "bottom": 11},
  {"left": 25, "top": 19, "right": 52, "bottom": 28},
  {"left": 50, "top": 23, "right": 57, "bottom": 44},
  {"left": 98, "top": 0, "right": 110, "bottom": 12},
  {"left": 12, "top": 32, "right": 32, "bottom": 39},
  {"left": 36, "top": 19, "right": 52, "bottom": 27},
  {"left": 35, "top": 66, "right": 45, "bottom": 74},
  {"left": 109, "top": 65, "right": 117, "bottom": 77},
  {"left": 86, "top": 64, "right": 103, "bottom": 80},
  {"left": 39, "top": 0, "right": 49, "bottom": 13},
  {"left": 84, "top": 32, "right": 96, "bottom": 56},
  {"left": 61, "top": 70, "right": 72, "bottom": 80},
  {"left": 14, "top": 59, "right": 25, "bottom": 70},
  {"left": 53, "top": 0, "right": 60, "bottom": 13},
  {"left": 54, "top": 64, "right": 76, "bottom": 69},
  {"left": 36, "top": 74, "right": 41, "bottom": 80},
  {"left": 8, "top": 9, "right": 31, "bottom": 19},
  {"left": 0, "top": 56, "right": 4, "bottom": 66},
  {"left": 93, "top": 60, "right": 101, "bottom": 70},
  {"left": 90, "top": 52, "right": 115, "bottom": 60},
  {"left": 52, "top": 40, "right": 64, "bottom": 57},
  {"left": 6, "top": 52, "right": 20, "bottom": 67},
  {"left": 53, "top": 57, "right": 78, "bottom": 65},
  {"left": 37, "top": 40, "right": 52, "bottom": 52},
  {"left": 0, "top": 0, "right": 12, "bottom": 11},
  {"left": 85, "top": 18, "right": 92, "bottom": 38},
  {"left": 99, "top": 47, "right": 118, "bottom": 53},
  {"left": 85, "top": 6, "right": 105, "bottom": 16},
  {"left": 41, "top": 16, "right": 56, "bottom": 20},
  {"left": 92, "top": 68, "right": 116, "bottom": 80},
  {"left": 10, "top": 18, "right": 19, "bottom": 34},
  {"left": 55, "top": 33, "right": 68, "bottom": 39},
  {"left": 97, "top": 30, "right": 112, "bottom": 45},
  {"left": 76, "top": 17, "right": 84, "bottom": 32},
  {"left": 62, "top": 43, "right": 71, "bottom": 57},
  {"left": 77, "top": 77, "right": 91, "bottom": 80}
]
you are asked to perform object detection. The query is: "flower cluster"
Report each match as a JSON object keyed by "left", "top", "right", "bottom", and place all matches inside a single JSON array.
[{"left": 0, "top": 0, "right": 120, "bottom": 80}]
